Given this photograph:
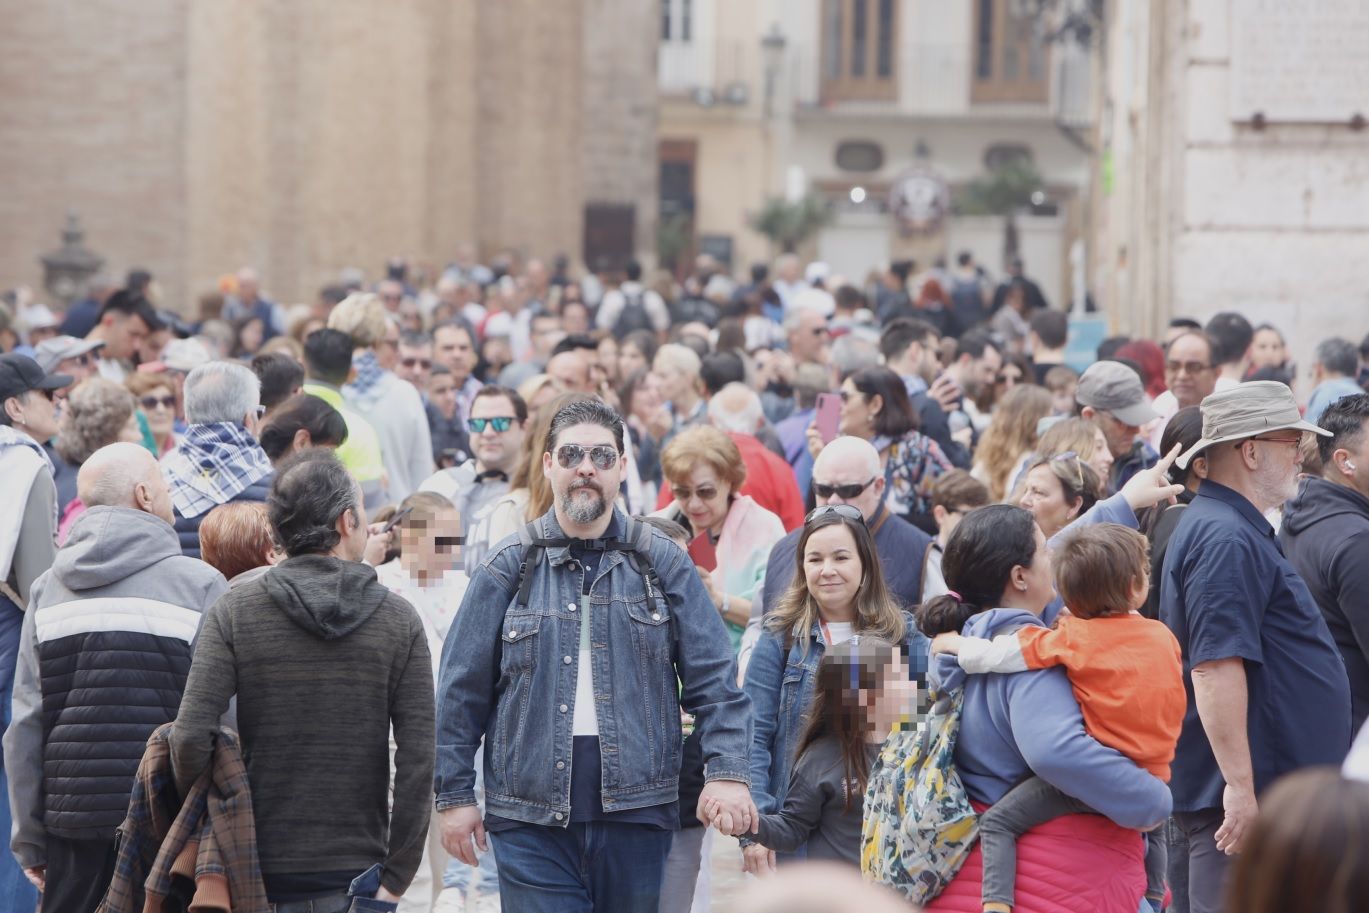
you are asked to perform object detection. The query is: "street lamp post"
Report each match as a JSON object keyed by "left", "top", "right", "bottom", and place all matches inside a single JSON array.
[
  {"left": 39, "top": 211, "right": 104, "bottom": 308},
  {"left": 761, "top": 23, "right": 787, "bottom": 120}
]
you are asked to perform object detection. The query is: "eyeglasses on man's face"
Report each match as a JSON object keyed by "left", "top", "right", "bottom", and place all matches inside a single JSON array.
[
  {"left": 554, "top": 443, "right": 620, "bottom": 471},
  {"left": 1165, "top": 360, "right": 1212, "bottom": 376},
  {"left": 400, "top": 357, "right": 432, "bottom": 370},
  {"left": 813, "top": 478, "right": 875, "bottom": 500},
  {"left": 468, "top": 416, "right": 515, "bottom": 433}
]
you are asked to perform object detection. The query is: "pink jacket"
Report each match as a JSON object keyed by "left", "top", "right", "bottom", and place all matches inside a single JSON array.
[{"left": 927, "top": 810, "right": 1147, "bottom": 913}]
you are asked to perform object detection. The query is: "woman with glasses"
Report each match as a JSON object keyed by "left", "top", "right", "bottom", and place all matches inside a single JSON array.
[
  {"left": 657, "top": 426, "right": 786, "bottom": 656},
  {"left": 51, "top": 378, "right": 140, "bottom": 541},
  {"left": 1015, "top": 453, "right": 1104, "bottom": 540},
  {"left": 1034, "top": 416, "right": 1114, "bottom": 492},
  {"left": 742, "top": 503, "right": 929, "bottom": 875},
  {"left": 810, "top": 366, "right": 952, "bottom": 534},
  {"left": 125, "top": 372, "right": 181, "bottom": 457}
]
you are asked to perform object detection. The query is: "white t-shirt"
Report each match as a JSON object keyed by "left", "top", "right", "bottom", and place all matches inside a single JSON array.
[
  {"left": 375, "top": 560, "right": 469, "bottom": 679},
  {"left": 822, "top": 621, "right": 856, "bottom": 646}
]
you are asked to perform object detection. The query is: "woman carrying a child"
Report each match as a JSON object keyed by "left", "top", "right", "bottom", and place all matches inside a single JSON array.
[{"left": 915, "top": 505, "right": 1174, "bottom": 913}]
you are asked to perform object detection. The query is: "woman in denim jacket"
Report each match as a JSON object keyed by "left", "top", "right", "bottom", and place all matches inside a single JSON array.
[{"left": 742, "top": 504, "right": 930, "bottom": 873}]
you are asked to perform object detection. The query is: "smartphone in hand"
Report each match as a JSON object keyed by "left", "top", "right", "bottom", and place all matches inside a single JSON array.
[{"left": 814, "top": 392, "right": 842, "bottom": 444}]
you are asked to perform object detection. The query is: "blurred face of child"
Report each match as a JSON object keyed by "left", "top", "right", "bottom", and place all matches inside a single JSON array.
[
  {"left": 866, "top": 654, "right": 919, "bottom": 740},
  {"left": 400, "top": 507, "right": 463, "bottom": 580},
  {"left": 1051, "top": 380, "right": 1077, "bottom": 416}
]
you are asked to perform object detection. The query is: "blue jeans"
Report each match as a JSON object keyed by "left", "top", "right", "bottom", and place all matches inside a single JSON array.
[
  {"left": 489, "top": 822, "right": 673, "bottom": 913},
  {"left": 0, "top": 595, "right": 39, "bottom": 913},
  {"left": 442, "top": 745, "right": 498, "bottom": 896}
]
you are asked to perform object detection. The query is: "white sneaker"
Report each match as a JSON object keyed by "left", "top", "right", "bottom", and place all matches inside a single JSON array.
[
  {"left": 472, "top": 892, "right": 502, "bottom": 913},
  {"left": 431, "top": 888, "right": 468, "bottom": 913}
]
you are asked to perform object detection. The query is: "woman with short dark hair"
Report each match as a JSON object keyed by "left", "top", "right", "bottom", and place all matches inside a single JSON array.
[
  {"left": 809, "top": 365, "right": 951, "bottom": 532},
  {"left": 257, "top": 394, "right": 349, "bottom": 466}
]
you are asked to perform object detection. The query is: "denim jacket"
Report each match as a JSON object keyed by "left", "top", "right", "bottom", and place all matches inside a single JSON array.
[
  {"left": 434, "top": 508, "right": 752, "bottom": 827},
  {"left": 744, "top": 611, "right": 928, "bottom": 814}
]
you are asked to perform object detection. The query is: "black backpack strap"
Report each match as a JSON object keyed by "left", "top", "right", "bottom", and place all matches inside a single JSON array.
[
  {"left": 514, "top": 521, "right": 543, "bottom": 609},
  {"left": 621, "top": 516, "right": 679, "bottom": 646}
]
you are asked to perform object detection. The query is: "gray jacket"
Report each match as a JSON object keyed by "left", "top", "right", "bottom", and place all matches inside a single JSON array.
[{"left": 4, "top": 506, "right": 226, "bottom": 864}]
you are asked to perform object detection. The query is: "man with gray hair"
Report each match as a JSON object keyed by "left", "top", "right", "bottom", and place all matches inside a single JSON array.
[
  {"left": 161, "top": 361, "right": 274, "bottom": 558},
  {"left": 5, "top": 442, "right": 227, "bottom": 910},
  {"left": 1160, "top": 381, "right": 1351, "bottom": 913},
  {"left": 1305, "top": 336, "right": 1363, "bottom": 425},
  {"left": 704, "top": 384, "right": 804, "bottom": 531}
]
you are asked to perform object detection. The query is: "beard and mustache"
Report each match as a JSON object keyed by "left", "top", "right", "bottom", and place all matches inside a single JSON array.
[{"left": 561, "top": 477, "right": 608, "bottom": 524}]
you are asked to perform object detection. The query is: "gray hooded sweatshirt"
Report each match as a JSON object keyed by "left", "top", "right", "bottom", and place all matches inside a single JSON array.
[
  {"left": 168, "top": 554, "right": 434, "bottom": 898},
  {"left": 4, "top": 505, "right": 228, "bottom": 866}
]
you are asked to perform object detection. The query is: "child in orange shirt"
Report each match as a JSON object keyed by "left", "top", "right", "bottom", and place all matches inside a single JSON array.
[{"left": 932, "top": 523, "right": 1185, "bottom": 913}]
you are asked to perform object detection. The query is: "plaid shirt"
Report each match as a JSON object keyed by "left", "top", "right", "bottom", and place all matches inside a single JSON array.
[
  {"left": 161, "top": 422, "right": 274, "bottom": 520},
  {"left": 98, "top": 723, "right": 268, "bottom": 913}
]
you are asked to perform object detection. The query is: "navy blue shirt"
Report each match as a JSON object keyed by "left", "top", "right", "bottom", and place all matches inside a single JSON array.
[
  {"left": 761, "top": 505, "right": 932, "bottom": 619},
  {"left": 1159, "top": 480, "right": 1351, "bottom": 812}
]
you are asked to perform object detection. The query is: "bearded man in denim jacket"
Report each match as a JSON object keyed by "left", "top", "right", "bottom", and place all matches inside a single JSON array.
[{"left": 435, "top": 399, "right": 753, "bottom": 913}]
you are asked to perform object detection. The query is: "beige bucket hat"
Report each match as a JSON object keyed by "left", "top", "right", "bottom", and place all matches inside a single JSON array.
[{"left": 1177, "top": 381, "right": 1330, "bottom": 469}]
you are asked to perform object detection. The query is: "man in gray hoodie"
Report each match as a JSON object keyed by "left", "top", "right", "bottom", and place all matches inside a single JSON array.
[
  {"left": 170, "top": 448, "right": 434, "bottom": 908},
  {"left": 4, "top": 442, "right": 228, "bottom": 913}
]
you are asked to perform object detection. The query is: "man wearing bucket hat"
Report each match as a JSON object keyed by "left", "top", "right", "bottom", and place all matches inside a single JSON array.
[
  {"left": 1158, "top": 381, "right": 1352, "bottom": 913},
  {"left": 1075, "top": 360, "right": 1159, "bottom": 491}
]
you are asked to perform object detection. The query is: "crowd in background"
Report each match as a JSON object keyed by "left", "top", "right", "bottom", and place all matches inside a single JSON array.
[{"left": 1, "top": 246, "right": 1367, "bottom": 913}]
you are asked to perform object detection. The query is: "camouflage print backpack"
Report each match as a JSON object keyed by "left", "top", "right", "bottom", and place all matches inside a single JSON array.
[{"left": 861, "top": 686, "right": 979, "bottom": 905}]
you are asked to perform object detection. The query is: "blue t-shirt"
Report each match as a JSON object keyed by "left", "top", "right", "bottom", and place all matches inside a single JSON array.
[{"left": 1159, "top": 480, "right": 1351, "bottom": 812}]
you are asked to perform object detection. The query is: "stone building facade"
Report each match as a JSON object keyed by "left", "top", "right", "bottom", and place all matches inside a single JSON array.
[
  {"left": 0, "top": 0, "right": 657, "bottom": 310},
  {"left": 1093, "top": 0, "right": 1369, "bottom": 378}
]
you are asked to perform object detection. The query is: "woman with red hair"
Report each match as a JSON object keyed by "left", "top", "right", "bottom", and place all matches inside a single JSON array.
[{"left": 1115, "top": 340, "right": 1168, "bottom": 400}]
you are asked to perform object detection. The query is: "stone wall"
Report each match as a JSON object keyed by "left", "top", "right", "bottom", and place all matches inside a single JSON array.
[
  {"left": 0, "top": 0, "right": 633, "bottom": 311},
  {"left": 1097, "top": 0, "right": 1369, "bottom": 383}
]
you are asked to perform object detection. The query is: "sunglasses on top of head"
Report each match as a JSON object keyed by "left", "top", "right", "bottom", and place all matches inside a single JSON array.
[{"left": 804, "top": 503, "right": 865, "bottom": 525}]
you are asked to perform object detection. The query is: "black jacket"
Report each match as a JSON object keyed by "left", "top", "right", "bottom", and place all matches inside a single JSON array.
[
  {"left": 1281, "top": 476, "right": 1369, "bottom": 730},
  {"left": 172, "top": 474, "right": 274, "bottom": 559}
]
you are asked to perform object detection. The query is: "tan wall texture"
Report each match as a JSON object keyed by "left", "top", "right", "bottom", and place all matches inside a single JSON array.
[{"left": 0, "top": 0, "right": 636, "bottom": 311}]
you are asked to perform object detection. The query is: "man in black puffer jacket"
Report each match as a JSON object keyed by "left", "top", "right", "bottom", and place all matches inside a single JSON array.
[
  {"left": 1280, "top": 393, "right": 1369, "bottom": 731},
  {"left": 4, "top": 442, "right": 227, "bottom": 912},
  {"left": 160, "top": 361, "right": 274, "bottom": 559}
]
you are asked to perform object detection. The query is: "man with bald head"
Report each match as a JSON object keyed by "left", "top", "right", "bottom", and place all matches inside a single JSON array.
[
  {"left": 4, "top": 442, "right": 227, "bottom": 909},
  {"left": 758, "top": 435, "right": 934, "bottom": 622}
]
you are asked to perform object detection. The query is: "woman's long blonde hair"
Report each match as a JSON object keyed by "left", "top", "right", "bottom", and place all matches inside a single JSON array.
[
  {"left": 764, "top": 511, "right": 905, "bottom": 653},
  {"left": 975, "top": 384, "right": 1052, "bottom": 501}
]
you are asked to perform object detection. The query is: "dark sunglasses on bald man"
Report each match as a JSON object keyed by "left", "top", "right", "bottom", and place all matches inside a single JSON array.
[
  {"left": 554, "top": 443, "right": 620, "bottom": 471},
  {"left": 813, "top": 478, "right": 876, "bottom": 500}
]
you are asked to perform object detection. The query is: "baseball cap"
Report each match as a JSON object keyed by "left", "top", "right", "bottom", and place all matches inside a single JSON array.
[
  {"left": 1076, "top": 360, "right": 1157, "bottom": 428},
  {"left": 0, "top": 353, "right": 73, "bottom": 403},
  {"left": 138, "top": 337, "right": 213, "bottom": 375},
  {"left": 1176, "top": 381, "right": 1330, "bottom": 469},
  {"left": 34, "top": 335, "right": 105, "bottom": 374}
]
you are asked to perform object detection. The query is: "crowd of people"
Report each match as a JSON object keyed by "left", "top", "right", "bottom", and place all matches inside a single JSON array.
[{"left": 0, "top": 249, "right": 1367, "bottom": 913}]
